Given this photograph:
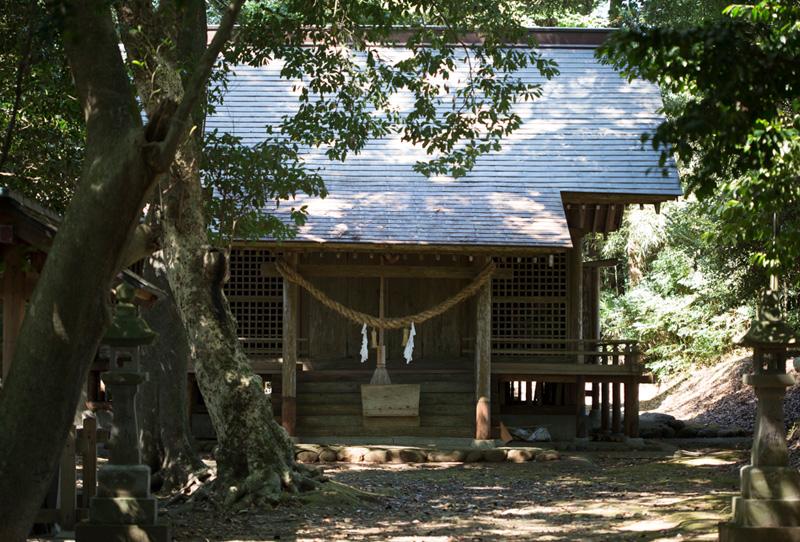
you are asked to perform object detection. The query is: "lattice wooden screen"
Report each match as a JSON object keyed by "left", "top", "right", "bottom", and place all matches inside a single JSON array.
[
  {"left": 225, "top": 248, "right": 283, "bottom": 356},
  {"left": 492, "top": 254, "right": 568, "bottom": 355}
]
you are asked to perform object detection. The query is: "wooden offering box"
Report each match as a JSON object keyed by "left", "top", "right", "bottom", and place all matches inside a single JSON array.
[{"left": 361, "top": 384, "right": 420, "bottom": 417}]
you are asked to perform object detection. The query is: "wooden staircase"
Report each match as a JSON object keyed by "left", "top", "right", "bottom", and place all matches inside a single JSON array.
[{"left": 295, "top": 370, "right": 476, "bottom": 438}]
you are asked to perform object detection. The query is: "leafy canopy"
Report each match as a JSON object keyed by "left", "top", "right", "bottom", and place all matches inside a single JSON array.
[
  {"left": 600, "top": 0, "right": 800, "bottom": 275},
  {"left": 0, "top": 0, "right": 83, "bottom": 213}
]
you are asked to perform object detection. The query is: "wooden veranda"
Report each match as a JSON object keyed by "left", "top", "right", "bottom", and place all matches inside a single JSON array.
[{"left": 183, "top": 241, "right": 650, "bottom": 442}]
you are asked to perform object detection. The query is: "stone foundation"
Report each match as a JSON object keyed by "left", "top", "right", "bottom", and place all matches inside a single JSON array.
[{"left": 294, "top": 444, "right": 561, "bottom": 464}]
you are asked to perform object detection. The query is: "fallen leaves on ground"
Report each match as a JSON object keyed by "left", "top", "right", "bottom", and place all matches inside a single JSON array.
[{"left": 165, "top": 450, "right": 742, "bottom": 541}]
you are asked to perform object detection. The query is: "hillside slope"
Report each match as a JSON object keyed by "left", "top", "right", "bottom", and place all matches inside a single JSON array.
[{"left": 643, "top": 350, "right": 800, "bottom": 466}]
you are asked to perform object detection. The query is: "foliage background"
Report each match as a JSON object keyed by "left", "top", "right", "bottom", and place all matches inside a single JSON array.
[{"left": 596, "top": 0, "right": 800, "bottom": 378}]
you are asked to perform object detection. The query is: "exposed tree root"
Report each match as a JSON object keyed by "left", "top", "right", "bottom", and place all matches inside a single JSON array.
[
  {"left": 166, "top": 461, "right": 381, "bottom": 512},
  {"left": 296, "top": 479, "right": 386, "bottom": 506}
]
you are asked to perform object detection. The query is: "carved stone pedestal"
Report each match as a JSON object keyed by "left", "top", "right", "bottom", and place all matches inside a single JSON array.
[{"left": 719, "top": 373, "right": 800, "bottom": 542}]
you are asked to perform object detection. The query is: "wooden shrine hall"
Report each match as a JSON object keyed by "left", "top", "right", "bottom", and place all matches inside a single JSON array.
[{"left": 192, "top": 27, "right": 679, "bottom": 442}]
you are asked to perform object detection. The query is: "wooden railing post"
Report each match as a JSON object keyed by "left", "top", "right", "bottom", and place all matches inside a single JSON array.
[
  {"left": 82, "top": 416, "right": 98, "bottom": 508},
  {"left": 58, "top": 426, "right": 77, "bottom": 530},
  {"left": 623, "top": 343, "right": 641, "bottom": 437},
  {"left": 612, "top": 381, "right": 622, "bottom": 434}
]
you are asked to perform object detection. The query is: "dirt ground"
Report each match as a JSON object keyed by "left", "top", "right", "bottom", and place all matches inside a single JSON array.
[{"left": 166, "top": 449, "right": 743, "bottom": 542}]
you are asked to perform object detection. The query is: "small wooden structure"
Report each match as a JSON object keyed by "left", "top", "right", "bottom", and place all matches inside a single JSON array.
[
  {"left": 0, "top": 189, "right": 162, "bottom": 384},
  {"left": 34, "top": 417, "right": 109, "bottom": 530},
  {"left": 0, "top": 189, "right": 163, "bottom": 530},
  {"left": 190, "top": 29, "right": 682, "bottom": 442}
]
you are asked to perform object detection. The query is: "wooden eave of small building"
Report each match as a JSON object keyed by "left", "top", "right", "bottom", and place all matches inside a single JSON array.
[
  {"left": 236, "top": 239, "right": 570, "bottom": 256},
  {"left": 0, "top": 188, "right": 165, "bottom": 305},
  {"left": 562, "top": 191, "right": 680, "bottom": 241}
]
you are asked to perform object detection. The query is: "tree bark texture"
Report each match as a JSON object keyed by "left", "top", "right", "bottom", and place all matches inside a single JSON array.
[
  {"left": 0, "top": 1, "right": 243, "bottom": 538},
  {"left": 0, "top": 4, "right": 156, "bottom": 539},
  {"left": 119, "top": 0, "right": 311, "bottom": 503},
  {"left": 138, "top": 250, "right": 206, "bottom": 492}
]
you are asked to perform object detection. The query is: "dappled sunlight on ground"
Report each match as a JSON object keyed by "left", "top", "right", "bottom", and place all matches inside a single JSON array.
[{"left": 165, "top": 450, "right": 743, "bottom": 541}]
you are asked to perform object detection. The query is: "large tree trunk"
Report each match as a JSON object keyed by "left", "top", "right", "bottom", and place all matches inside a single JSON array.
[
  {"left": 138, "top": 251, "right": 207, "bottom": 492},
  {"left": 118, "top": 0, "right": 317, "bottom": 504},
  {"left": 161, "top": 155, "right": 310, "bottom": 503},
  {"left": 0, "top": 1, "right": 242, "bottom": 538},
  {"left": 0, "top": 6, "right": 159, "bottom": 540}
]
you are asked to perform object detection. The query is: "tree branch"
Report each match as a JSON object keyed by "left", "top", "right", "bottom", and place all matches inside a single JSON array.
[
  {"left": 122, "top": 223, "right": 163, "bottom": 268},
  {"left": 150, "top": 0, "right": 244, "bottom": 171}
]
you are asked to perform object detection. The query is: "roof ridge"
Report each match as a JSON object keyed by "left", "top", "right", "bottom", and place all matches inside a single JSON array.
[{"left": 206, "top": 26, "right": 613, "bottom": 48}]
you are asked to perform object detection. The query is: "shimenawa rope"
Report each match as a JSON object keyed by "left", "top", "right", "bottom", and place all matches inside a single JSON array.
[{"left": 274, "top": 259, "right": 495, "bottom": 330}]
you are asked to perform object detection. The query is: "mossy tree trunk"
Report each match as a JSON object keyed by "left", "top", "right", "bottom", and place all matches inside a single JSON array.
[
  {"left": 0, "top": 1, "right": 243, "bottom": 539},
  {"left": 119, "top": 0, "right": 316, "bottom": 504},
  {"left": 138, "top": 252, "right": 207, "bottom": 492}
]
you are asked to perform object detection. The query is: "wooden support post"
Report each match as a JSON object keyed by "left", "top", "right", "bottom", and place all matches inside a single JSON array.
[
  {"left": 2, "top": 246, "right": 25, "bottom": 380},
  {"left": 591, "top": 383, "right": 599, "bottom": 411},
  {"left": 58, "top": 426, "right": 77, "bottom": 530},
  {"left": 575, "top": 376, "right": 587, "bottom": 438},
  {"left": 82, "top": 416, "right": 98, "bottom": 507},
  {"left": 475, "top": 278, "right": 492, "bottom": 440},
  {"left": 624, "top": 377, "right": 640, "bottom": 437},
  {"left": 600, "top": 382, "right": 610, "bottom": 432},
  {"left": 282, "top": 253, "right": 299, "bottom": 436},
  {"left": 623, "top": 345, "right": 640, "bottom": 437},
  {"left": 567, "top": 231, "right": 584, "bottom": 364},
  {"left": 612, "top": 381, "right": 622, "bottom": 434}
]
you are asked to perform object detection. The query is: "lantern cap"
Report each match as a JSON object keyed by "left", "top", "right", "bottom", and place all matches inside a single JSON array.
[
  {"left": 736, "top": 290, "right": 799, "bottom": 348},
  {"left": 102, "top": 283, "right": 157, "bottom": 347}
]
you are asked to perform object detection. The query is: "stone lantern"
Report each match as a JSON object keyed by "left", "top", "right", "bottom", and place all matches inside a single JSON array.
[
  {"left": 76, "top": 283, "right": 170, "bottom": 542},
  {"left": 719, "top": 289, "right": 800, "bottom": 541}
]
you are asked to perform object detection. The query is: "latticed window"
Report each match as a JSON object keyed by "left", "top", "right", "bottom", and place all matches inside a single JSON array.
[
  {"left": 225, "top": 248, "right": 283, "bottom": 356},
  {"left": 491, "top": 254, "right": 568, "bottom": 355}
]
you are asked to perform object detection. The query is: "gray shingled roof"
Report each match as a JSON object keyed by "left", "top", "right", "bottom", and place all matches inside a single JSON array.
[{"left": 207, "top": 43, "right": 681, "bottom": 249}]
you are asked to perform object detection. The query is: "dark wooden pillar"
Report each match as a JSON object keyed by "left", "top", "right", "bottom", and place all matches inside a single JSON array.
[
  {"left": 568, "top": 232, "right": 585, "bottom": 438},
  {"left": 567, "top": 232, "right": 584, "bottom": 360},
  {"left": 575, "top": 376, "right": 587, "bottom": 438},
  {"left": 2, "top": 246, "right": 25, "bottom": 380},
  {"left": 475, "top": 277, "right": 492, "bottom": 440},
  {"left": 585, "top": 264, "right": 601, "bottom": 416},
  {"left": 281, "top": 253, "right": 299, "bottom": 436},
  {"left": 624, "top": 377, "right": 640, "bottom": 437},
  {"left": 600, "top": 381, "right": 610, "bottom": 432}
]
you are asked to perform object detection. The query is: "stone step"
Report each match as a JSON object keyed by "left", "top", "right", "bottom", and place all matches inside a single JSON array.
[
  {"left": 298, "top": 380, "right": 473, "bottom": 394},
  {"left": 296, "top": 391, "right": 474, "bottom": 405},
  {"left": 297, "top": 402, "right": 472, "bottom": 416},
  {"left": 297, "top": 414, "right": 474, "bottom": 428},
  {"left": 296, "top": 425, "right": 473, "bottom": 438}
]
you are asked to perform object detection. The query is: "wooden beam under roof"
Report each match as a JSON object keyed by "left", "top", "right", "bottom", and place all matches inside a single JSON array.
[
  {"left": 561, "top": 191, "right": 678, "bottom": 205},
  {"left": 240, "top": 240, "right": 571, "bottom": 255},
  {"left": 262, "top": 262, "right": 514, "bottom": 280}
]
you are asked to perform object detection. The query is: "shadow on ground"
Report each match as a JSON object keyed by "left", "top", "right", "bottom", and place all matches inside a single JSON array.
[{"left": 165, "top": 449, "right": 743, "bottom": 541}]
